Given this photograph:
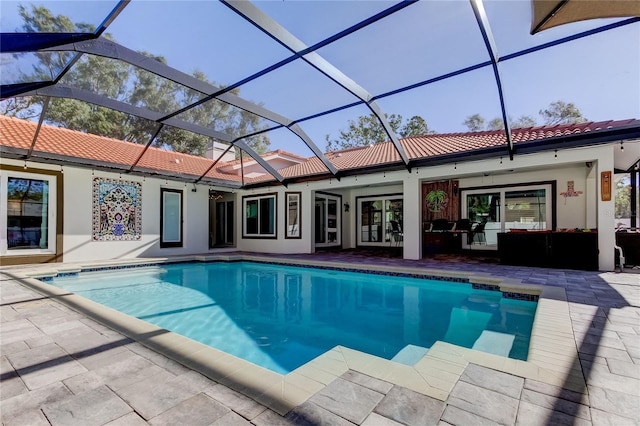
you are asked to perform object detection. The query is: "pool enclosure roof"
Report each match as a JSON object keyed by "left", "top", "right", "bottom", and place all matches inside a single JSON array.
[{"left": 1, "top": 0, "right": 639, "bottom": 188}]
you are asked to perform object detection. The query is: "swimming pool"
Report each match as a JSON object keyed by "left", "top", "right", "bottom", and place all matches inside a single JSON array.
[{"left": 46, "top": 261, "right": 537, "bottom": 374}]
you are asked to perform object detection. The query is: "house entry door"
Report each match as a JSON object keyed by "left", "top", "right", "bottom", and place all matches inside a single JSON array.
[
  {"left": 314, "top": 193, "right": 341, "bottom": 248},
  {"left": 210, "top": 199, "right": 234, "bottom": 247}
]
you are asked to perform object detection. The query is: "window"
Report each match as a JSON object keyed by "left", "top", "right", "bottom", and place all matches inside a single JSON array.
[
  {"left": 615, "top": 172, "right": 636, "bottom": 229},
  {"left": 285, "top": 192, "right": 301, "bottom": 239},
  {"left": 160, "top": 188, "right": 183, "bottom": 248},
  {"left": 243, "top": 193, "right": 276, "bottom": 238},
  {"left": 357, "top": 195, "right": 403, "bottom": 246},
  {"left": 1, "top": 171, "right": 56, "bottom": 256},
  {"left": 462, "top": 183, "right": 553, "bottom": 247}
]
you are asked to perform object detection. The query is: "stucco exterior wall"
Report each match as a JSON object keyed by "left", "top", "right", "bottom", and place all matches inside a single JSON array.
[{"left": 0, "top": 142, "right": 618, "bottom": 270}]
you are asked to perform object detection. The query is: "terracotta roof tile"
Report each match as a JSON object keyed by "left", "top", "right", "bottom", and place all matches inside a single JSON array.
[
  {"left": 2, "top": 116, "right": 637, "bottom": 184},
  {"left": 0, "top": 116, "right": 241, "bottom": 182}
]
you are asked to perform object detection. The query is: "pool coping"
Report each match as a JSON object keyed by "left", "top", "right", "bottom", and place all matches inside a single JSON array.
[{"left": 2, "top": 254, "right": 584, "bottom": 415}]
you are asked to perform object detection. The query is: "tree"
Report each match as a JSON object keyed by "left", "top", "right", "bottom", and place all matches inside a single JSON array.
[
  {"left": 539, "top": 100, "right": 587, "bottom": 125},
  {"left": 400, "top": 115, "right": 430, "bottom": 137},
  {"left": 615, "top": 176, "right": 631, "bottom": 219},
  {"left": 324, "top": 113, "right": 434, "bottom": 151},
  {"left": 488, "top": 117, "right": 505, "bottom": 130},
  {"left": 325, "top": 113, "right": 403, "bottom": 151},
  {"left": 512, "top": 115, "right": 537, "bottom": 128},
  {"left": 463, "top": 114, "right": 485, "bottom": 131},
  {"left": 1, "top": 5, "right": 270, "bottom": 158},
  {"left": 486, "top": 115, "right": 537, "bottom": 130}
]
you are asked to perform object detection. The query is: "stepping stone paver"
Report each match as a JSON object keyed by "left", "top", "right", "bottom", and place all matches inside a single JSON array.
[
  {"left": 0, "top": 381, "right": 73, "bottom": 419},
  {"left": 515, "top": 400, "right": 592, "bottom": 426},
  {"left": 286, "top": 400, "right": 356, "bottom": 426},
  {"left": 374, "top": 385, "right": 445, "bottom": 426},
  {"left": 147, "top": 393, "right": 230, "bottom": 425},
  {"left": 520, "top": 388, "right": 591, "bottom": 420},
  {"left": 459, "top": 363, "right": 524, "bottom": 399},
  {"left": 42, "top": 385, "right": 132, "bottom": 426},
  {"left": 104, "top": 412, "right": 149, "bottom": 426},
  {"left": 441, "top": 405, "right": 501, "bottom": 426},
  {"left": 447, "top": 380, "right": 519, "bottom": 425},
  {"left": 586, "top": 385, "right": 640, "bottom": 420},
  {"left": 341, "top": 370, "right": 394, "bottom": 394},
  {"left": 204, "top": 383, "right": 267, "bottom": 420},
  {"left": 309, "top": 377, "right": 384, "bottom": 424},
  {"left": 211, "top": 411, "right": 253, "bottom": 425},
  {"left": 362, "top": 412, "right": 404, "bottom": 426}
]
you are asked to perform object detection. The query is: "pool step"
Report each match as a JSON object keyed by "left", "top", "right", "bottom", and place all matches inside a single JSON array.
[
  {"left": 392, "top": 344, "right": 430, "bottom": 366},
  {"left": 472, "top": 330, "right": 515, "bottom": 357}
]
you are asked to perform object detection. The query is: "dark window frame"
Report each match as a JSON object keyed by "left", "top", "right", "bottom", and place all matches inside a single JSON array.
[{"left": 242, "top": 193, "right": 277, "bottom": 239}]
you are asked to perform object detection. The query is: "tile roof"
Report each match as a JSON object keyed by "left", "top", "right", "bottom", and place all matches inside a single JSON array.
[
  {"left": 0, "top": 116, "right": 241, "bottom": 183},
  {"left": 1, "top": 116, "right": 637, "bottom": 185}
]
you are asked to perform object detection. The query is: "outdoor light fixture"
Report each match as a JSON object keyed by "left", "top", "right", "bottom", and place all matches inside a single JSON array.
[
  {"left": 23, "top": 160, "right": 27, "bottom": 169},
  {"left": 344, "top": 202, "right": 350, "bottom": 213},
  {"left": 500, "top": 156, "right": 503, "bottom": 164},
  {"left": 554, "top": 149, "right": 558, "bottom": 159},
  {"left": 621, "top": 141, "right": 624, "bottom": 151}
]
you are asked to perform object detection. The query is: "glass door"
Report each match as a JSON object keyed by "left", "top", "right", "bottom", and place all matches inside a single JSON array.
[
  {"left": 357, "top": 196, "right": 403, "bottom": 246},
  {"left": 315, "top": 193, "right": 341, "bottom": 248},
  {"left": 210, "top": 197, "right": 234, "bottom": 248}
]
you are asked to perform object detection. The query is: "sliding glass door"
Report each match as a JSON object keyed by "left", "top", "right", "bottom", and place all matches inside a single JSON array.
[{"left": 462, "top": 184, "right": 552, "bottom": 248}]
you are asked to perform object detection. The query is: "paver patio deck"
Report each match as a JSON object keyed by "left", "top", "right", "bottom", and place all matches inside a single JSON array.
[{"left": 1, "top": 251, "right": 638, "bottom": 425}]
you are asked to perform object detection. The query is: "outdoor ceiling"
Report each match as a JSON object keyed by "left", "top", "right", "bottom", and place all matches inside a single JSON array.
[{"left": 1, "top": 0, "right": 639, "bottom": 188}]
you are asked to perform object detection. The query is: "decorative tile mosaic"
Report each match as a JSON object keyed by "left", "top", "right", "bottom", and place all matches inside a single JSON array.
[
  {"left": 472, "top": 283, "right": 501, "bottom": 292},
  {"left": 502, "top": 291, "right": 539, "bottom": 302},
  {"left": 92, "top": 177, "right": 142, "bottom": 241}
]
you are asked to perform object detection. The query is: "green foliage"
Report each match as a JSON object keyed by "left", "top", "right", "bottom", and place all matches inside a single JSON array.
[
  {"left": 464, "top": 100, "right": 585, "bottom": 132},
  {"left": 325, "top": 113, "right": 431, "bottom": 151},
  {"left": 488, "top": 117, "right": 505, "bottom": 130},
  {"left": 615, "top": 176, "right": 631, "bottom": 218},
  {"left": 486, "top": 115, "right": 537, "bottom": 130},
  {"left": 512, "top": 115, "right": 537, "bottom": 128},
  {"left": 2, "top": 5, "right": 270, "bottom": 158},
  {"left": 463, "top": 114, "right": 485, "bottom": 131},
  {"left": 539, "top": 100, "right": 587, "bottom": 125},
  {"left": 401, "top": 115, "right": 430, "bottom": 137},
  {"left": 425, "top": 189, "right": 448, "bottom": 213}
]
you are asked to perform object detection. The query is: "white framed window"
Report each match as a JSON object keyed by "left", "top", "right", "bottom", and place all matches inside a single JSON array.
[
  {"left": 243, "top": 193, "right": 277, "bottom": 238},
  {"left": 357, "top": 195, "right": 403, "bottom": 246},
  {"left": 461, "top": 183, "right": 553, "bottom": 248},
  {"left": 1, "top": 170, "right": 56, "bottom": 256}
]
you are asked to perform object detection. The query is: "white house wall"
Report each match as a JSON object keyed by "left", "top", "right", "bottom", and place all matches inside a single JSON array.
[{"left": 0, "top": 142, "right": 618, "bottom": 270}]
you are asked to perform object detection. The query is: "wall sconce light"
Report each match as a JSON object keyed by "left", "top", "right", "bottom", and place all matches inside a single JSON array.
[
  {"left": 452, "top": 180, "right": 459, "bottom": 196},
  {"left": 344, "top": 202, "right": 350, "bottom": 213},
  {"left": 621, "top": 141, "right": 624, "bottom": 151}
]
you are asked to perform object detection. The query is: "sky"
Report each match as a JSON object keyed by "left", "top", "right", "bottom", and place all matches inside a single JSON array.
[{"left": 1, "top": 0, "right": 639, "bottom": 157}]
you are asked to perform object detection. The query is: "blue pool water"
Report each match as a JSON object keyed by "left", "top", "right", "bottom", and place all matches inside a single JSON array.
[{"left": 47, "top": 262, "right": 537, "bottom": 374}]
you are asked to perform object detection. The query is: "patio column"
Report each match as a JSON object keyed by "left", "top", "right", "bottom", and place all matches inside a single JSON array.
[
  {"left": 403, "top": 171, "right": 421, "bottom": 260},
  {"left": 596, "top": 150, "right": 616, "bottom": 271}
]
